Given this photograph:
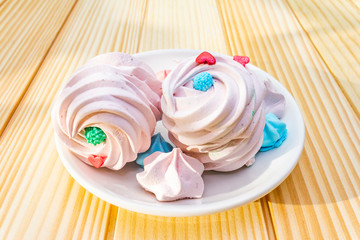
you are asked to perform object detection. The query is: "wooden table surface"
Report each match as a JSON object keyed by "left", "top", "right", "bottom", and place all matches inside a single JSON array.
[{"left": 1, "top": 0, "right": 360, "bottom": 239}]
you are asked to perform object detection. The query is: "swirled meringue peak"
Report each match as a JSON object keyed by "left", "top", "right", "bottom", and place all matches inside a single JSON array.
[
  {"left": 136, "top": 148, "right": 205, "bottom": 201},
  {"left": 51, "top": 52, "right": 162, "bottom": 170},
  {"left": 161, "top": 52, "right": 286, "bottom": 172}
]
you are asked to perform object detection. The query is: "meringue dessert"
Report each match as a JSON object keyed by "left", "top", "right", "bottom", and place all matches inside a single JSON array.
[
  {"left": 136, "top": 148, "right": 204, "bottom": 201},
  {"left": 52, "top": 52, "right": 162, "bottom": 170},
  {"left": 161, "top": 52, "right": 286, "bottom": 172}
]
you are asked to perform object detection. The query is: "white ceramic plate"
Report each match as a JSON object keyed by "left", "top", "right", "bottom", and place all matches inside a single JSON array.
[{"left": 56, "top": 49, "right": 305, "bottom": 217}]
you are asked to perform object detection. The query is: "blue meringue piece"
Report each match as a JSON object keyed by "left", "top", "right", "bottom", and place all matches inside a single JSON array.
[
  {"left": 260, "top": 113, "right": 287, "bottom": 152},
  {"left": 136, "top": 133, "right": 173, "bottom": 167}
]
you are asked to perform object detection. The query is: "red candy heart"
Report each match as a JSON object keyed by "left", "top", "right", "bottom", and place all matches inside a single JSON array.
[
  {"left": 233, "top": 55, "right": 250, "bottom": 67},
  {"left": 88, "top": 155, "right": 107, "bottom": 168},
  {"left": 196, "top": 51, "right": 216, "bottom": 65}
]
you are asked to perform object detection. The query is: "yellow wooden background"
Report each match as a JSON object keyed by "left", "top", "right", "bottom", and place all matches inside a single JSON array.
[{"left": 1, "top": 0, "right": 360, "bottom": 239}]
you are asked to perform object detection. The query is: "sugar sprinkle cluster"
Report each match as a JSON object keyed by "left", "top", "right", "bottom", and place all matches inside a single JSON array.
[
  {"left": 84, "top": 127, "right": 106, "bottom": 146},
  {"left": 193, "top": 72, "right": 214, "bottom": 92}
]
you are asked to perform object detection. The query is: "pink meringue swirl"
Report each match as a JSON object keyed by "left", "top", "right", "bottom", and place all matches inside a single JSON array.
[
  {"left": 136, "top": 148, "right": 204, "bottom": 201},
  {"left": 161, "top": 53, "right": 283, "bottom": 171},
  {"left": 52, "top": 52, "right": 161, "bottom": 170}
]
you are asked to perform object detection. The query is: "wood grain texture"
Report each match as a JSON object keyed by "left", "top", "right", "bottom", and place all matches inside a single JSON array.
[
  {"left": 114, "top": 201, "right": 272, "bottom": 240},
  {"left": 217, "top": 0, "right": 360, "bottom": 238},
  {"left": 286, "top": 0, "right": 360, "bottom": 117},
  {"left": 0, "top": 0, "right": 8, "bottom": 7},
  {"left": 0, "top": 0, "right": 6, "bottom": 7},
  {"left": 139, "top": 0, "right": 229, "bottom": 53},
  {"left": 0, "top": 0, "right": 77, "bottom": 135},
  {"left": 0, "top": 0, "right": 146, "bottom": 238},
  {"left": 1, "top": 0, "right": 360, "bottom": 239},
  {"left": 353, "top": 0, "right": 360, "bottom": 9}
]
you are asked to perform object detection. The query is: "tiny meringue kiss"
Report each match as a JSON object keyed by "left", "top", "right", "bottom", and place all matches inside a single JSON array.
[{"left": 136, "top": 148, "right": 205, "bottom": 201}]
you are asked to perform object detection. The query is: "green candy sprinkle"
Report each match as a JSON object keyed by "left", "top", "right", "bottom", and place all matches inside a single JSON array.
[
  {"left": 84, "top": 127, "right": 106, "bottom": 146},
  {"left": 252, "top": 111, "right": 255, "bottom": 117}
]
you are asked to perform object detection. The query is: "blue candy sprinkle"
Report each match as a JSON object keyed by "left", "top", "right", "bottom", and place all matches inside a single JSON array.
[{"left": 193, "top": 72, "right": 213, "bottom": 92}]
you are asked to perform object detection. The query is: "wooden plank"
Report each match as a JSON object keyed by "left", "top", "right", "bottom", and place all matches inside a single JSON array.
[
  {"left": 115, "top": 201, "right": 272, "bottom": 240},
  {"left": 0, "top": 0, "right": 77, "bottom": 135},
  {"left": 286, "top": 0, "right": 360, "bottom": 117},
  {"left": 0, "top": 0, "right": 146, "bottom": 238},
  {"left": 112, "top": 0, "right": 274, "bottom": 239},
  {"left": 217, "top": 0, "right": 360, "bottom": 238},
  {"left": 0, "top": 0, "right": 8, "bottom": 7},
  {"left": 139, "top": 0, "right": 229, "bottom": 54},
  {"left": 352, "top": 0, "right": 360, "bottom": 9}
]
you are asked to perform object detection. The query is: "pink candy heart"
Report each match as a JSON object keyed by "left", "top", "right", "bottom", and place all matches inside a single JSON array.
[
  {"left": 88, "top": 155, "right": 107, "bottom": 168},
  {"left": 196, "top": 51, "right": 216, "bottom": 65},
  {"left": 233, "top": 55, "right": 250, "bottom": 67}
]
